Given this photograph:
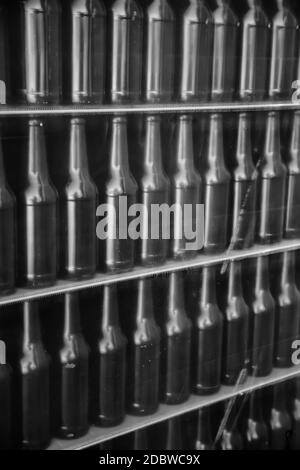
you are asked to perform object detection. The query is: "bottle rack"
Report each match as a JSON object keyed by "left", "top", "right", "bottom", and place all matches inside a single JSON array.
[
  {"left": 2, "top": 99, "right": 300, "bottom": 451},
  {"left": 48, "top": 365, "right": 300, "bottom": 450}
]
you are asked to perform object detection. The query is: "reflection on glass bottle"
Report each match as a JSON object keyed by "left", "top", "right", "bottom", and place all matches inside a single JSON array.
[
  {"left": 245, "top": 389, "right": 269, "bottom": 450},
  {"left": 128, "top": 278, "right": 161, "bottom": 415},
  {"left": 139, "top": 116, "right": 170, "bottom": 266},
  {"left": 220, "top": 402, "right": 243, "bottom": 450},
  {"left": 20, "top": 0, "right": 62, "bottom": 104},
  {"left": 61, "top": 118, "right": 98, "bottom": 279},
  {"left": 0, "top": 128, "right": 15, "bottom": 295},
  {"left": 108, "top": 0, "right": 143, "bottom": 103},
  {"left": 165, "top": 417, "right": 183, "bottom": 450},
  {"left": 239, "top": 0, "right": 270, "bottom": 101},
  {"left": 193, "top": 266, "right": 223, "bottom": 395},
  {"left": 256, "top": 112, "right": 286, "bottom": 244},
  {"left": 285, "top": 111, "right": 300, "bottom": 239},
  {"left": 20, "top": 301, "right": 51, "bottom": 450},
  {"left": 171, "top": 115, "right": 202, "bottom": 260},
  {"left": 193, "top": 407, "right": 214, "bottom": 450},
  {"left": 179, "top": 0, "right": 213, "bottom": 102},
  {"left": 103, "top": 117, "right": 137, "bottom": 273},
  {"left": 273, "top": 251, "right": 300, "bottom": 368},
  {"left": 144, "top": 0, "right": 175, "bottom": 103},
  {"left": 95, "top": 284, "right": 127, "bottom": 427},
  {"left": 269, "top": 0, "right": 298, "bottom": 100},
  {"left": 220, "top": 261, "right": 249, "bottom": 386},
  {"left": 19, "top": 120, "right": 58, "bottom": 288},
  {"left": 69, "top": 0, "right": 106, "bottom": 104},
  {"left": 247, "top": 256, "right": 275, "bottom": 377},
  {"left": 57, "top": 293, "right": 89, "bottom": 439},
  {"left": 211, "top": 0, "right": 239, "bottom": 101},
  {"left": 203, "top": 114, "right": 230, "bottom": 253},
  {"left": 269, "top": 383, "right": 292, "bottom": 450},
  {"left": 161, "top": 272, "right": 191, "bottom": 405}
]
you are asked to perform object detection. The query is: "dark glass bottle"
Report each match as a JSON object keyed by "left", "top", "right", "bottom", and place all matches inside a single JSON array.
[
  {"left": 161, "top": 271, "right": 191, "bottom": 405},
  {"left": 0, "top": 128, "right": 15, "bottom": 295},
  {"left": 256, "top": 112, "right": 286, "bottom": 244},
  {"left": 179, "top": 0, "right": 213, "bottom": 102},
  {"left": 144, "top": 0, "right": 175, "bottom": 103},
  {"left": 221, "top": 261, "right": 249, "bottom": 386},
  {"left": 202, "top": 114, "right": 230, "bottom": 253},
  {"left": 211, "top": 0, "right": 239, "bottom": 101},
  {"left": 95, "top": 284, "right": 127, "bottom": 427},
  {"left": 193, "top": 266, "right": 223, "bottom": 395},
  {"left": 220, "top": 402, "right": 243, "bottom": 450},
  {"left": 61, "top": 118, "right": 98, "bottom": 279},
  {"left": 69, "top": 0, "right": 106, "bottom": 104},
  {"left": 269, "top": 0, "right": 298, "bottom": 100},
  {"left": 165, "top": 418, "right": 183, "bottom": 450},
  {"left": 108, "top": 0, "right": 143, "bottom": 103},
  {"left": 171, "top": 115, "right": 202, "bottom": 259},
  {"left": 57, "top": 293, "right": 89, "bottom": 439},
  {"left": 273, "top": 251, "right": 300, "bottom": 368},
  {"left": 20, "top": 301, "right": 51, "bottom": 449},
  {"left": 231, "top": 113, "right": 257, "bottom": 250},
  {"left": 19, "top": 120, "right": 58, "bottom": 288},
  {"left": 245, "top": 389, "right": 269, "bottom": 449},
  {"left": 193, "top": 407, "right": 214, "bottom": 450},
  {"left": 139, "top": 116, "right": 170, "bottom": 266},
  {"left": 0, "top": 336, "right": 12, "bottom": 450},
  {"left": 239, "top": 0, "right": 270, "bottom": 101},
  {"left": 269, "top": 383, "right": 292, "bottom": 450},
  {"left": 128, "top": 278, "right": 161, "bottom": 415},
  {"left": 248, "top": 256, "right": 275, "bottom": 377},
  {"left": 19, "top": 0, "right": 62, "bottom": 104},
  {"left": 290, "top": 377, "right": 300, "bottom": 450},
  {"left": 102, "top": 117, "right": 137, "bottom": 273},
  {"left": 285, "top": 111, "right": 300, "bottom": 239}
]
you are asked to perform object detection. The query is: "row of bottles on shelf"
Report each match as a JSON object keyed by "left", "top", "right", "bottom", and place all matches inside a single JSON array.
[
  {"left": 0, "top": 251, "right": 300, "bottom": 449},
  {"left": 1, "top": 0, "right": 300, "bottom": 104},
  {"left": 1, "top": 110, "right": 300, "bottom": 294},
  {"left": 99, "top": 381, "right": 300, "bottom": 450}
]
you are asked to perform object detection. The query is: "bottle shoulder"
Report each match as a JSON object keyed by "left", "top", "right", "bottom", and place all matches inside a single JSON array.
[
  {"left": 172, "top": 167, "right": 202, "bottom": 189},
  {"left": 111, "top": 0, "right": 143, "bottom": 20},
  {"left": 165, "top": 309, "right": 192, "bottom": 336},
  {"left": 243, "top": 8, "right": 269, "bottom": 27},
  {"left": 197, "top": 303, "right": 223, "bottom": 328},
  {"left": 133, "top": 318, "right": 161, "bottom": 345},
  {"left": 277, "top": 284, "right": 300, "bottom": 307},
  {"left": 106, "top": 171, "right": 138, "bottom": 197},
  {"left": 99, "top": 325, "right": 127, "bottom": 353},
  {"left": 183, "top": 2, "right": 213, "bottom": 24},
  {"left": 251, "top": 290, "right": 275, "bottom": 313},
  {"left": 22, "top": 181, "right": 58, "bottom": 205},
  {"left": 21, "top": 342, "right": 50, "bottom": 374},
  {"left": 272, "top": 9, "right": 298, "bottom": 29},
  {"left": 225, "top": 297, "right": 249, "bottom": 320},
  {"left": 140, "top": 169, "right": 170, "bottom": 193},
  {"left": 147, "top": 0, "right": 175, "bottom": 22},
  {"left": 213, "top": 5, "right": 239, "bottom": 26},
  {"left": 63, "top": 174, "right": 98, "bottom": 201},
  {"left": 60, "top": 334, "right": 90, "bottom": 364},
  {"left": 71, "top": 0, "right": 106, "bottom": 17}
]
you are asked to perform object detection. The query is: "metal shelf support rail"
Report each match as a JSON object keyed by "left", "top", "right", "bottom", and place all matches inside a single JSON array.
[
  {"left": 48, "top": 365, "right": 300, "bottom": 450},
  {"left": 1, "top": 239, "right": 300, "bottom": 306},
  {"left": 0, "top": 101, "right": 299, "bottom": 116}
]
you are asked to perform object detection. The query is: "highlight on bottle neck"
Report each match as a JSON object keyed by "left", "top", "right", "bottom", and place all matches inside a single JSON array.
[
  {"left": 28, "top": 120, "right": 49, "bottom": 178},
  {"left": 176, "top": 115, "right": 194, "bottom": 167},
  {"left": 280, "top": 250, "right": 296, "bottom": 286},
  {"left": 23, "top": 301, "right": 42, "bottom": 345},
  {"left": 144, "top": 115, "right": 163, "bottom": 169},
  {"left": 168, "top": 271, "right": 185, "bottom": 315},
  {"left": 201, "top": 266, "right": 217, "bottom": 304},
  {"left": 69, "top": 118, "right": 89, "bottom": 172},
  {"left": 236, "top": 113, "right": 253, "bottom": 166},
  {"left": 110, "top": 116, "right": 129, "bottom": 169},
  {"left": 207, "top": 114, "right": 225, "bottom": 168},
  {"left": 290, "top": 111, "right": 300, "bottom": 162},
  {"left": 227, "top": 261, "right": 243, "bottom": 298},
  {"left": 136, "top": 278, "right": 154, "bottom": 322},
  {"left": 64, "top": 292, "right": 82, "bottom": 336},
  {"left": 247, "top": 0, "right": 262, "bottom": 7}
]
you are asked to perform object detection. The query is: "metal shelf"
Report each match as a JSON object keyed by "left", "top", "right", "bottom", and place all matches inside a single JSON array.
[
  {"left": 0, "top": 101, "right": 299, "bottom": 116},
  {"left": 1, "top": 239, "right": 300, "bottom": 307},
  {"left": 47, "top": 365, "right": 300, "bottom": 450}
]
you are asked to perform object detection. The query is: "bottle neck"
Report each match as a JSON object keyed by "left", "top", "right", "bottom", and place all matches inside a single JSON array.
[
  {"left": 236, "top": 113, "right": 254, "bottom": 176},
  {"left": 176, "top": 116, "right": 194, "bottom": 171},
  {"left": 144, "top": 117, "right": 163, "bottom": 173},
  {"left": 137, "top": 278, "right": 154, "bottom": 322},
  {"left": 264, "top": 112, "right": 282, "bottom": 167},
  {"left": 23, "top": 302, "right": 42, "bottom": 345},
  {"left": 64, "top": 293, "right": 81, "bottom": 336},
  {"left": 196, "top": 408, "right": 213, "bottom": 444},
  {"left": 206, "top": 114, "right": 226, "bottom": 172},
  {"left": 249, "top": 389, "right": 264, "bottom": 421},
  {"left": 201, "top": 267, "right": 217, "bottom": 304},
  {"left": 272, "top": 383, "right": 287, "bottom": 411},
  {"left": 0, "top": 136, "right": 6, "bottom": 187},
  {"left": 280, "top": 251, "right": 296, "bottom": 287},
  {"left": 247, "top": 0, "right": 262, "bottom": 8},
  {"left": 102, "top": 284, "right": 119, "bottom": 327},
  {"left": 69, "top": 119, "right": 89, "bottom": 173},
  {"left": 255, "top": 257, "right": 270, "bottom": 294},
  {"left": 110, "top": 118, "right": 129, "bottom": 171},
  {"left": 228, "top": 261, "right": 243, "bottom": 298},
  {"left": 168, "top": 271, "right": 185, "bottom": 316},
  {"left": 290, "top": 112, "right": 300, "bottom": 168},
  {"left": 28, "top": 121, "right": 49, "bottom": 180}
]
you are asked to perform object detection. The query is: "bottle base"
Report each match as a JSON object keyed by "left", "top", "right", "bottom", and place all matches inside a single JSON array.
[
  {"left": 128, "top": 404, "right": 159, "bottom": 416},
  {"left": 192, "top": 384, "right": 220, "bottom": 396},
  {"left": 22, "top": 437, "right": 51, "bottom": 450},
  {"left": 162, "top": 393, "right": 190, "bottom": 406},
  {"left": 94, "top": 415, "right": 125, "bottom": 428},
  {"left": 57, "top": 425, "right": 89, "bottom": 440}
]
